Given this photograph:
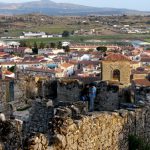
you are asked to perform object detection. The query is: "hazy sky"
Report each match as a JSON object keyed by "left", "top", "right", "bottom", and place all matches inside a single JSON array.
[{"left": 0, "top": 0, "right": 150, "bottom": 11}]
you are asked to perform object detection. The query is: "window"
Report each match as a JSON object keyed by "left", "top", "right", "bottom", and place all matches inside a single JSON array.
[{"left": 112, "top": 69, "right": 120, "bottom": 81}]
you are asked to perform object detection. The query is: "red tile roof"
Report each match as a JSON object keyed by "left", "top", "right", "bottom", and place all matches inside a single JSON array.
[
  {"left": 26, "top": 67, "right": 55, "bottom": 74},
  {"left": 104, "top": 53, "right": 130, "bottom": 61},
  {"left": 60, "top": 63, "right": 74, "bottom": 68},
  {"left": 133, "top": 79, "right": 150, "bottom": 87},
  {"left": 3, "top": 70, "right": 13, "bottom": 75},
  {"left": 141, "top": 57, "right": 150, "bottom": 62}
]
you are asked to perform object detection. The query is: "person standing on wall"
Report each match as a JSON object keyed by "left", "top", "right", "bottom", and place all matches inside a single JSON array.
[
  {"left": 80, "top": 84, "right": 89, "bottom": 101},
  {"left": 89, "top": 83, "right": 97, "bottom": 112}
]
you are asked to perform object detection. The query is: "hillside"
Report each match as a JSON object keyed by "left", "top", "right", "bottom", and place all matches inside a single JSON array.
[{"left": 0, "top": 0, "right": 149, "bottom": 16}]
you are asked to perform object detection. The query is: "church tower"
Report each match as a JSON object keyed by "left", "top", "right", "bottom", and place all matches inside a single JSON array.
[{"left": 102, "top": 53, "right": 131, "bottom": 86}]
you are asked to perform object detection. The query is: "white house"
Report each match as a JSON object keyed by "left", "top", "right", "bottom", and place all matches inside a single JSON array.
[
  {"left": 0, "top": 41, "right": 6, "bottom": 47},
  {"left": 23, "top": 32, "right": 46, "bottom": 37},
  {"left": 7, "top": 41, "right": 20, "bottom": 48},
  {"left": 59, "top": 62, "right": 75, "bottom": 76}
]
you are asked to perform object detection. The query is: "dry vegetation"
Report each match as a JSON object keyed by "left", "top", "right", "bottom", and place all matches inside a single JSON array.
[{"left": 0, "top": 14, "right": 150, "bottom": 36}]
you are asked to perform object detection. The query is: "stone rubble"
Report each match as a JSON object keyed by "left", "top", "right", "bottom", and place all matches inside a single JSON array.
[{"left": 0, "top": 100, "right": 150, "bottom": 150}]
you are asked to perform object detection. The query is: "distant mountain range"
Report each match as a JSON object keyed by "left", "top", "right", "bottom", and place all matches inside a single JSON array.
[{"left": 0, "top": 0, "right": 149, "bottom": 16}]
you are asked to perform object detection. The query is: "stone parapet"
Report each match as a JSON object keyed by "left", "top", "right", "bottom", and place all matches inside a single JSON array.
[{"left": 48, "top": 105, "right": 150, "bottom": 150}]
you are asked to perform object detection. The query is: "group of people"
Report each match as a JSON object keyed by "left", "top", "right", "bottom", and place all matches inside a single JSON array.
[{"left": 80, "top": 83, "right": 97, "bottom": 112}]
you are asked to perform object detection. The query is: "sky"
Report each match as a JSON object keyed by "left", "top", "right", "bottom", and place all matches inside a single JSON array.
[{"left": 0, "top": 0, "right": 150, "bottom": 11}]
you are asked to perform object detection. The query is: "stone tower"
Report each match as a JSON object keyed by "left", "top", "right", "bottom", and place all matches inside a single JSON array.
[{"left": 102, "top": 53, "right": 131, "bottom": 86}]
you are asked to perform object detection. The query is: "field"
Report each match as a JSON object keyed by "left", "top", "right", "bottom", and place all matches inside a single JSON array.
[
  {"left": 6, "top": 33, "right": 149, "bottom": 47},
  {"left": 145, "top": 39, "right": 150, "bottom": 43},
  {"left": 1, "top": 14, "right": 150, "bottom": 46}
]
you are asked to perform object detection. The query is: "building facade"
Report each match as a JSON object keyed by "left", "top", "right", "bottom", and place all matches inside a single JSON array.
[{"left": 102, "top": 54, "right": 131, "bottom": 86}]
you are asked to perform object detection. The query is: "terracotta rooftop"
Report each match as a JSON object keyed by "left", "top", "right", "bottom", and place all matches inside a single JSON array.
[
  {"left": 79, "top": 60, "right": 99, "bottom": 66},
  {"left": 104, "top": 53, "right": 130, "bottom": 61},
  {"left": 25, "top": 67, "right": 56, "bottom": 74},
  {"left": 3, "top": 70, "right": 13, "bottom": 75},
  {"left": 133, "top": 79, "right": 150, "bottom": 87},
  {"left": 141, "top": 57, "right": 150, "bottom": 62},
  {"left": 131, "top": 61, "right": 140, "bottom": 64},
  {"left": 60, "top": 63, "right": 74, "bottom": 68},
  {"left": 132, "top": 70, "right": 149, "bottom": 75}
]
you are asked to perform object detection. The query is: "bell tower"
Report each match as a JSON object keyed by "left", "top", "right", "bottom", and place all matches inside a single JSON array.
[{"left": 102, "top": 53, "right": 131, "bottom": 86}]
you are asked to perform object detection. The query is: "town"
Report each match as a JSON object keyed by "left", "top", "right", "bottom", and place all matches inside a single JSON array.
[
  {"left": 0, "top": 33, "right": 150, "bottom": 149},
  {"left": 0, "top": 9, "right": 150, "bottom": 150}
]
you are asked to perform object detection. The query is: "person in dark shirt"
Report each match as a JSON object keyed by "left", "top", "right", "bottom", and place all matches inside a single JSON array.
[{"left": 80, "top": 84, "right": 89, "bottom": 101}]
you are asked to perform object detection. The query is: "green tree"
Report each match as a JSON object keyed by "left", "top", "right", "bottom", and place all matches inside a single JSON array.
[
  {"left": 62, "top": 30, "right": 70, "bottom": 37},
  {"left": 46, "top": 44, "right": 50, "bottom": 48},
  {"left": 39, "top": 42, "right": 45, "bottom": 49},
  {"left": 96, "top": 46, "right": 107, "bottom": 52},
  {"left": 63, "top": 45, "right": 70, "bottom": 54},
  {"left": 33, "top": 41, "right": 38, "bottom": 48},
  {"left": 20, "top": 40, "right": 27, "bottom": 47},
  {"left": 71, "top": 30, "right": 74, "bottom": 35},
  {"left": 32, "top": 41, "right": 38, "bottom": 54},
  {"left": 8, "top": 65, "right": 16, "bottom": 73},
  {"left": 57, "top": 41, "right": 62, "bottom": 49},
  {"left": 26, "top": 41, "right": 32, "bottom": 48},
  {"left": 128, "top": 135, "right": 150, "bottom": 150},
  {"left": 50, "top": 42, "right": 56, "bottom": 48},
  {"left": 32, "top": 48, "right": 38, "bottom": 54}
]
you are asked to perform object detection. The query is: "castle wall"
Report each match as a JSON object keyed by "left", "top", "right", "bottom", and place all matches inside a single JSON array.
[
  {"left": 1, "top": 102, "right": 150, "bottom": 150},
  {"left": 48, "top": 106, "right": 150, "bottom": 150},
  {"left": 95, "top": 90, "right": 119, "bottom": 111},
  {"left": 24, "top": 100, "right": 54, "bottom": 134},
  {"left": 57, "top": 80, "right": 82, "bottom": 102}
]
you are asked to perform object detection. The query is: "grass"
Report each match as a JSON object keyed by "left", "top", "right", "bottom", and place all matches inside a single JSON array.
[
  {"left": 144, "top": 39, "right": 150, "bottom": 42},
  {"left": 4, "top": 33, "right": 150, "bottom": 47},
  {"left": 4, "top": 24, "right": 82, "bottom": 36},
  {"left": 18, "top": 34, "right": 150, "bottom": 45}
]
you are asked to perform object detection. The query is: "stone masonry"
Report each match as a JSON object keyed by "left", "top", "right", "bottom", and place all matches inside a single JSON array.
[
  {"left": 57, "top": 79, "right": 82, "bottom": 102},
  {"left": 48, "top": 105, "right": 150, "bottom": 150},
  {"left": 0, "top": 101, "right": 150, "bottom": 150}
]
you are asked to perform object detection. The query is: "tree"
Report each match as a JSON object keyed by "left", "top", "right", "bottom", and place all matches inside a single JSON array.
[
  {"left": 20, "top": 40, "right": 27, "bottom": 47},
  {"left": 50, "top": 42, "right": 56, "bottom": 48},
  {"left": 33, "top": 41, "right": 38, "bottom": 49},
  {"left": 71, "top": 30, "right": 74, "bottom": 35},
  {"left": 8, "top": 65, "right": 16, "bottom": 73},
  {"left": 39, "top": 42, "right": 45, "bottom": 49},
  {"left": 4, "top": 29, "right": 8, "bottom": 33},
  {"left": 57, "top": 41, "right": 62, "bottom": 49},
  {"left": 46, "top": 44, "right": 50, "bottom": 48},
  {"left": 63, "top": 45, "right": 70, "bottom": 54},
  {"left": 26, "top": 41, "right": 32, "bottom": 48},
  {"left": 96, "top": 46, "right": 107, "bottom": 52},
  {"left": 62, "top": 30, "right": 70, "bottom": 37},
  {"left": 32, "top": 41, "right": 38, "bottom": 54}
]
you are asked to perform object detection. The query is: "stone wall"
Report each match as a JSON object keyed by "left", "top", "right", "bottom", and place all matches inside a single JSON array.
[
  {"left": 95, "top": 90, "right": 119, "bottom": 111},
  {"left": 93, "top": 81, "right": 124, "bottom": 111},
  {"left": 24, "top": 133, "right": 49, "bottom": 150},
  {"left": 0, "top": 119, "right": 22, "bottom": 150},
  {"left": 37, "top": 80, "right": 57, "bottom": 98},
  {"left": 14, "top": 79, "right": 27, "bottom": 101},
  {"left": 48, "top": 105, "right": 150, "bottom": 150},
  {"left": 57, "top": 80, "right": 125, "bottom": 111},
  {"left": 1, "top": 102, "right": 150, "bottom": 150},
  {"left": 57, "top": 79, "right": 82, "bottom": 102},
  {"left": 24, "top": 100, "right": 54, "bottom": 134}
]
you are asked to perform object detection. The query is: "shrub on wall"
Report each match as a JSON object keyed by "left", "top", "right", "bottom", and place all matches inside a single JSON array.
[{"left": 128, "top": 135, "right": 150, "bottom": 150}]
